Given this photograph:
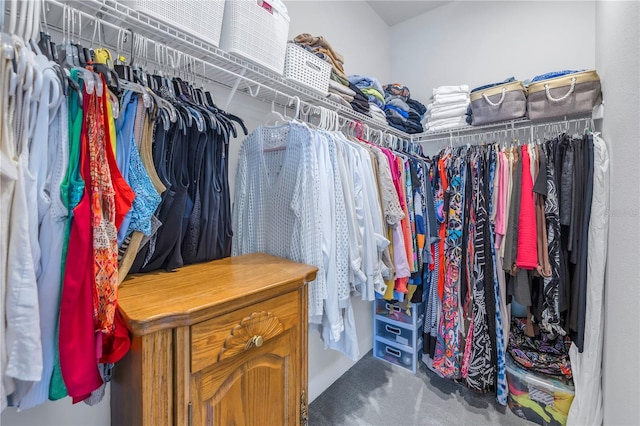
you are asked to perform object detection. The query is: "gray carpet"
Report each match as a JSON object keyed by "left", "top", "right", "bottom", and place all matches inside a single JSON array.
[{"left": 309, "top": 351, "right": 532, "bottom": 426}]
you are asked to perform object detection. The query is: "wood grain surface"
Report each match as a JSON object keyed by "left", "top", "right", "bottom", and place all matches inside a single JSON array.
[{"left": 118, "top": 253, "right": 317, "bottom": 335}]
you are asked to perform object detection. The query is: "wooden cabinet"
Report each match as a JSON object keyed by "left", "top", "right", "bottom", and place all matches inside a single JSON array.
[{"left": 110, "top": 253, "right": 317, "bottom": 426}]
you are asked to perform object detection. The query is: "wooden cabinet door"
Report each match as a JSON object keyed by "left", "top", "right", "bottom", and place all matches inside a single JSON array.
[{"left": 190, "top": 331, "right": 300, "bottom": 426}]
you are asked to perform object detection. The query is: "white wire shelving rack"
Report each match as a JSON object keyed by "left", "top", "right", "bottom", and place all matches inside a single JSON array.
[
  {"left": 27, "top": 0, "right": 603, "bottom": 146},
  {"left": 38, "top": 0, "right": 414, "bottom": 142}
]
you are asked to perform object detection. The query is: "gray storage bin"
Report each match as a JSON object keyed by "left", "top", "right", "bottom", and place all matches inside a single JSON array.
[
  {"left": 470, "top": 81, "right": 528, "bottom": 126},
  {"left": 527, "top": 70, "right": 602, "bottom": 121}
]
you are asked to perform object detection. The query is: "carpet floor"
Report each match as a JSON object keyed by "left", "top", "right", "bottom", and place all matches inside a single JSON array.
[{"left": 309, "top": 351, "right": 532, "bottom": 426}]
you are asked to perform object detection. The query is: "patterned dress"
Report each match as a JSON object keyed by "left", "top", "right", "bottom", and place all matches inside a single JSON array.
[
  {"left": 465, "top": 151, "right": 494, "bottom": 391},
  {"left": 88, "top": 83, "right": 134, "bottom": 334},
  {"left": 433, "top": 149, "right": 466, "bottom": 379}
]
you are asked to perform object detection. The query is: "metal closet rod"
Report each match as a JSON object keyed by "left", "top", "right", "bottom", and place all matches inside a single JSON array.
[
  {"left": 43, "top": 0, "right": 288, "bottom": 95},
  {"left": 415, "top": 114, "right": 596, "bottom": 145}
]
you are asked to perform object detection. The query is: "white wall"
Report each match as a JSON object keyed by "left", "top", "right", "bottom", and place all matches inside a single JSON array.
[
  {"left": 595, "top": 1, "right": 640, "bottom": 424},
  {"left": 389, "top": 1, "right": 596, "bottom": 104},
  {"left": 287, "top": 0, "right": 391, "bottom": 83}
]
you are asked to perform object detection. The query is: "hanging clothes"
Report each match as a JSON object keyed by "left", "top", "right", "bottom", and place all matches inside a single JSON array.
[
  {"left": 0, "top": 28, "right": 246, "bottom": 409},
  {"left": 567, "top": 132, "right": 609, "bottom": 426},
  {"left": 420, "top": 129, "right": 605, "bottom": 408}
]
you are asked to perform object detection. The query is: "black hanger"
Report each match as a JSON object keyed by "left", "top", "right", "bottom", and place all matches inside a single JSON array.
[
  {"left": 92, "top": 62, "right": 121, "bottom": 93},
  {"left": 37, "top": 31, "right": 54, "bottom": 60}
]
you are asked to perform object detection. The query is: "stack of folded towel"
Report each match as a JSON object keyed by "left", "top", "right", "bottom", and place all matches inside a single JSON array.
[
  {"left": 382, "top": 83, "right": 426, "bottom": 134},
  {"left": 423, "top": 85, "right": 471, "bottom": 131}
]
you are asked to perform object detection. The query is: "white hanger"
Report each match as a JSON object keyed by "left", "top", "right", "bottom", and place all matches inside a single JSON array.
[
  {"left": 7, "top": 0, "right": 17, "bottom": 35},
  {"left": 15, "top": 0, "right": 28, "bottom": 40},
  {"left": 289, "top": 95, "right": 301, "bottom": 121},
  {"left": 263, "top": 96, "right": 287, "bottom": 126}
]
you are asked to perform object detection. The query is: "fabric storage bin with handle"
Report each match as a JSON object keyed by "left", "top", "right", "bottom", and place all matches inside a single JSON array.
[
  {"left": 284, "top": 42, "right": 331, "bottom": 95},
  {"left": 470, "top": 80, "right": 527, "bottom": 125},
  {"left": 123, "top": 0, "right": 225, "bottom": 47},
  {"left": 506, "top": 354, "right": 575, "bottom": 426},
  {"left": 220, "top": 0, "right": 290, "bottom": 75},
  {"left": 527, "top": 70, "right": 602, "bottom": 120}
]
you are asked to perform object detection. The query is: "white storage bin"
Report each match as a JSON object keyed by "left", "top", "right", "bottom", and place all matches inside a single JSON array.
[
  {"left": 220, "top": 0, "right": 290, "bottom": 74},
  {"left": 284, "top": 43, "right": 331, "bottom": 94},
  {"left": 125, "top": 0, "right": 225, "bottom": 47}
]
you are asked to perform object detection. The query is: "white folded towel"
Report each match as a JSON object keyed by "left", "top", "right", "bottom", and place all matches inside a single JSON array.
[
  {"left": 427, "top": 100, "right": 470, "bottom": 113},
  {"left": 432, "top": 85, "right": 470, "bottom": 96},
  {"left": 432, "top": 93, "right": 469, "bottom": 106},
  {"left": 427, "top": 105, "right": 468, "bottom": 121},
  {"left": 426, "top": 116, "right": 468, "bottom": 131}
]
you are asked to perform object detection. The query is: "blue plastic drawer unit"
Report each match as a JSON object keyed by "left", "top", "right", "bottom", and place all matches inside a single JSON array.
[{"left": 373, "top": 298, "right": 425, "bottom": 373}]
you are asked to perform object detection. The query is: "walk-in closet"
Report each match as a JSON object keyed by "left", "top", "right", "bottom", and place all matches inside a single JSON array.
[{"left": 2, "top": 1, "right": 638, "bottom": 425}]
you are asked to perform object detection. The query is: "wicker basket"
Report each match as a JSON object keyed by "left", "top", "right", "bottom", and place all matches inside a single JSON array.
[
  {"left": 284, "top": 43, "right": 331, "bottom": 95},
  {"left": 126, "top": 0, "right": 225, "bottom": 47},
  {"left": 220, "top": 0, "right": 290, "bottom": 75}
]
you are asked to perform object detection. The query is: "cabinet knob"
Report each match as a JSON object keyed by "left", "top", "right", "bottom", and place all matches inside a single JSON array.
[{"left": 251, "top": 335, "right": 264, "bottom": 347}]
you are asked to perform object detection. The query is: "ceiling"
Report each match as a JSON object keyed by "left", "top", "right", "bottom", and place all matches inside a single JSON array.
[{"left": 366, "top": 1, "right": 450, "bottom": 26}]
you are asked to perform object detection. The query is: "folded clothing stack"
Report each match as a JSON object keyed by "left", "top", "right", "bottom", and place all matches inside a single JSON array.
[
  {"left": 294, "top": 33, "right": 347, "bottom": 85},
  {"left": 294, "top": 33, "right": 366, "bottom": 112},
  {"left": 383, "top": 83, "right": 426, "bottom": 134},
  {"left": 369, "top": 103, "right": 387, "bottom": 125},
  {"left": 327, "top": 80, "right": 355, "bottom": 108},
  {"left": 423, "top": 85, "right": 471, "bottom": 131},
  {"left": 349, "top": 82, "right": 371, "bottom": 115},
  {"left": 348, "top": 75, "right": 387, "bottom": 123}
]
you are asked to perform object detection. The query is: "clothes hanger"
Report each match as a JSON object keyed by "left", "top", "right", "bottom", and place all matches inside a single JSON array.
[
  {"left": 263, "top": 95, "right": 287, "bottom": 126},
  {"left": 6, "top": 0, "right": 17, "bottom": 36},
  {"left": 15, "top": 0, "right": 29, "bottom": 41}
]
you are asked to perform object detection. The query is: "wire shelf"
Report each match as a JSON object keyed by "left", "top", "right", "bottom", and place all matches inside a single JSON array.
[{"left": 42, "top": 0, "right": 413, "bottom": 141}]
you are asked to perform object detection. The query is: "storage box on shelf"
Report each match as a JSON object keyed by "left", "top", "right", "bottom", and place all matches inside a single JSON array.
[
  {"left": 470, "top": 81, "right": 528, "bottom": 126},
  {"left": 284, "top": 43, "right": 331, "bottom": 95},
  {"left": 527, "top": 70, "right": 602, "bottom": 121},
  {"left": 373, "top": 298, "right": 425, "bottom": 373},
  {"left": 122, "top": 0, "right": 225, "bottom": 47},
  {"left": 220, "top": 0, "right": 290, "bottom": 75},
  {"left": 506, "top": 354, "right": 575, "bottom": 426}
]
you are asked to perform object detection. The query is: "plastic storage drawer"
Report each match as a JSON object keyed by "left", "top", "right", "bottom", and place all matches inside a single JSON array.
[
  {"left": 375, "top": 320, "right": 415, "bottom": 347},
  {"left": 374, "top": 299, "right": 425, "bottom": 326},
  {"left": 374, "top": 337, "right": 422, "bottom": 373}
]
